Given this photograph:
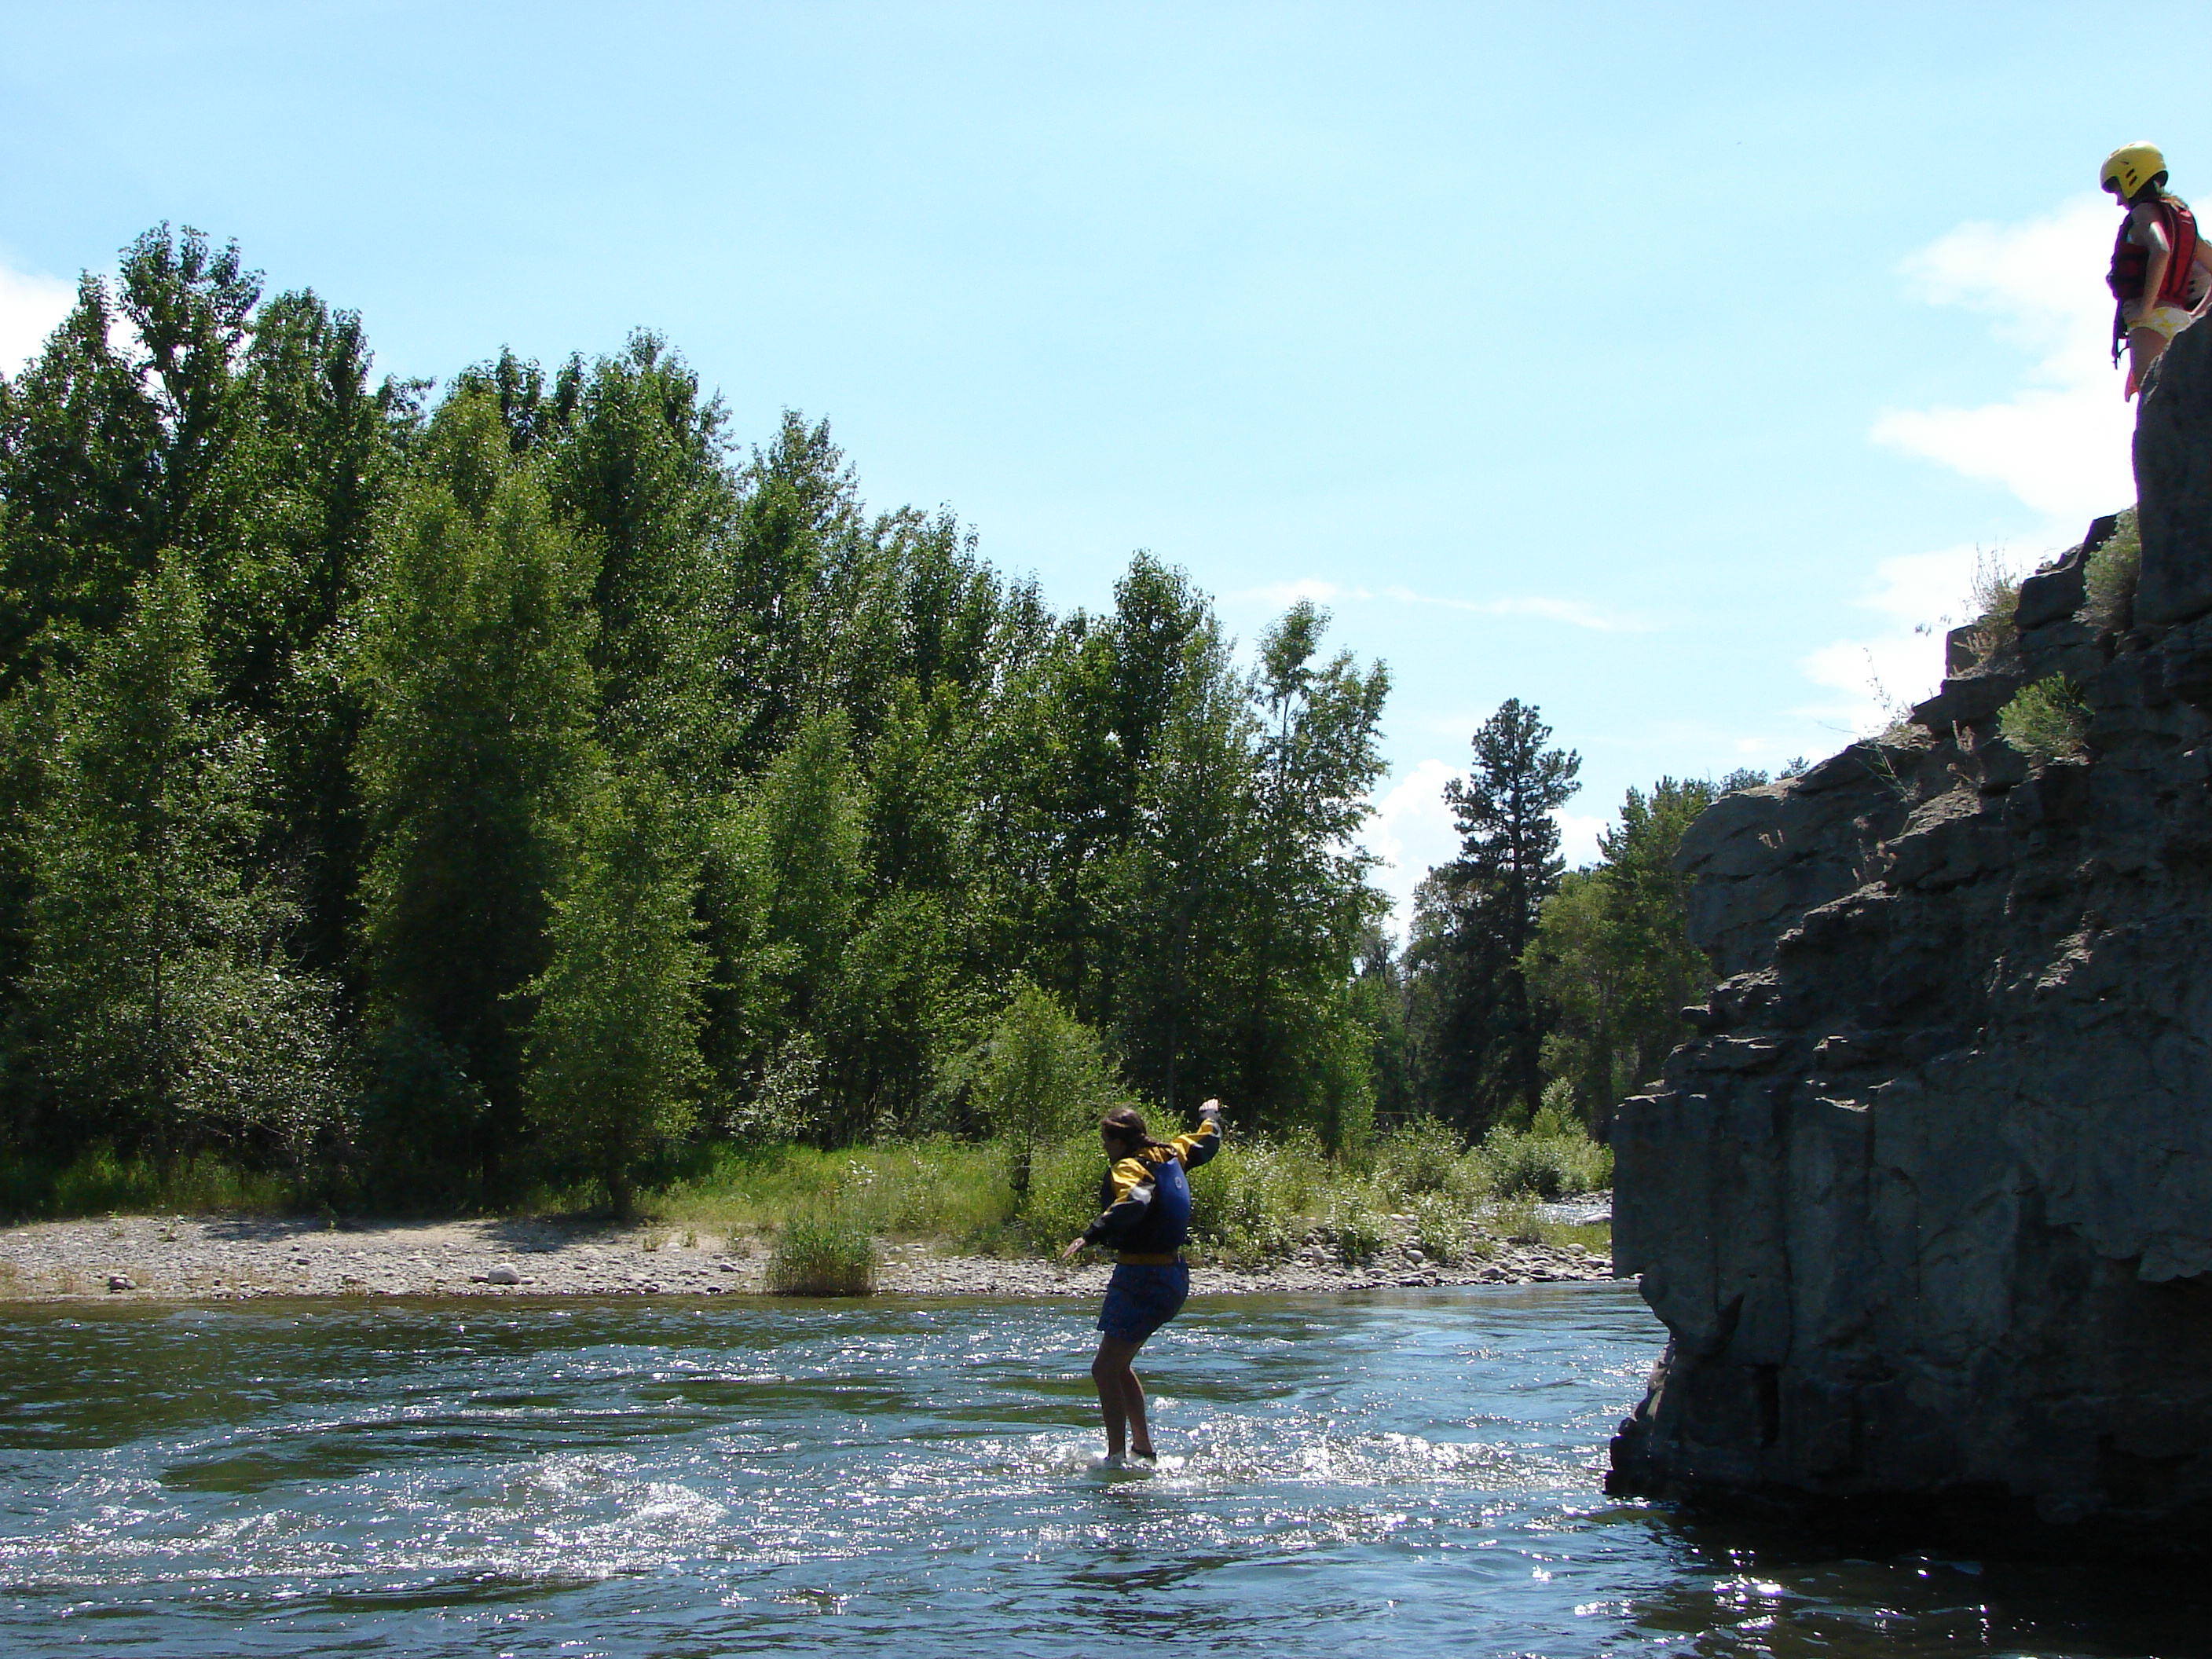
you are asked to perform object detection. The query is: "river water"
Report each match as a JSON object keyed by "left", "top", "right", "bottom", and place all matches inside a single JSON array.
[{"left": 0, "top": 1283, "right": 2198, "bottom": 1657}]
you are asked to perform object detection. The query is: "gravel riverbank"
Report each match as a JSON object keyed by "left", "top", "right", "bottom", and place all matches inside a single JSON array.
[{"left": 0, "top": 1210, "right": 1612, "bottom": 1302}]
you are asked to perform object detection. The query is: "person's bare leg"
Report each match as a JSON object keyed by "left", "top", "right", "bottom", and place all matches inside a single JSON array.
[
  {"left": 2130, "top": 324, "right": 2172, "bottom": 396},
  {"left": 1119, "top": 1361, "right": 1155, "bottom": 1459},
  {"left": 1090, "top": 1335, "right": 1152, "bottom": 1458}
]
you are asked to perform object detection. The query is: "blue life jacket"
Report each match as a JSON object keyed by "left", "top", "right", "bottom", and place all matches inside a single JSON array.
[{"left": 1119, "top": 1150, "right": 1192, "bottom": 1254}]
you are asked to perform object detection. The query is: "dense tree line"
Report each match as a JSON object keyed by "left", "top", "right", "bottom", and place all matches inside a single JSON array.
[
  {"left": 0, "top": 227, "right": 1402, "bottom": 1207},
  {"left": 0, "top": 227, "right": 1767, "bottom": 1209}
]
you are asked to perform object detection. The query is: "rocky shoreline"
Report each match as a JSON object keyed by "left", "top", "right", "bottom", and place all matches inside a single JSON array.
[{"left": 0, "top": 1210, "right": 1612, "bottom": 1302}]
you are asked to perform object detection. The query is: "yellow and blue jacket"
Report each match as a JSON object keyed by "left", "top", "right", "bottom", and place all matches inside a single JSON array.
[{"left": 1079, "top": 1110, "right": 1222, "bottom": 1262}]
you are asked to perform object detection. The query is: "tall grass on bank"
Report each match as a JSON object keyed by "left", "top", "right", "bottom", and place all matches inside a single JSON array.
[
  {"left": 0, "top": 1145, "right": 299, "bottom": 1221},
  {"left": 1010, "top": 1111, "right": 1610, "bottom": 1266},
  {"left": 0, "top": 1115, "right": 1613, "bottom": 1269},
  {"left": 765, "top": 1216, "right": 878, "bottom": 1295},
  {"left": 643, "top": 1137, "right": 1016, "bottom": 1242}
]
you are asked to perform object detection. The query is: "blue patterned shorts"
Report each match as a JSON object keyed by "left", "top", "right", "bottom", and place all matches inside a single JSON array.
[{"left": 1097, "top": 1262, "right": 1189, "bottom": 1342}]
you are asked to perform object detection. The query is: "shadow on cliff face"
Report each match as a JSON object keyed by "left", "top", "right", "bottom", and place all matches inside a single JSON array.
[
  {"left": 1606, "top": 310, "right": 2212, "bottom": 1558},
  {"left": 1617, "top": 1504, "right": 2212, "bottom": 1656}
]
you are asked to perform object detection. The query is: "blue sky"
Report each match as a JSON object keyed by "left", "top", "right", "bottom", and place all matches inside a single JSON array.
[{"left": 4, "top": 2, "right": 2204, "bottom": 932}]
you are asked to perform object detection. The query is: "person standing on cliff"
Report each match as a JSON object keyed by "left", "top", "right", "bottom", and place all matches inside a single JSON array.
[
  {"left": 2104, "top": 143, "right": 2212, "bottom": 398},
  {"left": 1059, "top": 1099, "right": 1222, "bottom": 1462}
]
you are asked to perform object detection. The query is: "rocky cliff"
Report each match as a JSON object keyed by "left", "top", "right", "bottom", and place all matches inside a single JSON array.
[{"left": 1606, "top": 317, "right": 2212, "bottom": 1552}]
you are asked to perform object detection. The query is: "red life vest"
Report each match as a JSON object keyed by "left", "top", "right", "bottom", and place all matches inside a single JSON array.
[{"left": 2108, "top": 195, "right": 2199, "bottom": 306}]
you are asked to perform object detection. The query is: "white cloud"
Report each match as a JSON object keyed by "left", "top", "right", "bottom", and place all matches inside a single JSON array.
[
  {"left": 1379, "top": 584, "right": 1653, "bottom": 633},
  {"left": 1814, "top": 197, "right": 2136, "bottom": 735},
  {"left": 1870, "top": 196, "right": 2134, "bottom": 525},
  {"left": 1552, "top": 808, "right": 1606, "bottom": 870},
  {"left": 1232, "top": 576, "right": 1371, "bottom": 607},
  {"left": 1357, "top": 760, "right": 1610, "bottom": 941},
  {"left": 1360, "top": 757, "right": 1459, "bottom": 939},
  {"left": 1231, "top": 577, "right": 1650, "bottom": 632},
  {"left": 1, "top": 260, "right": 75, "bottom": 374}
]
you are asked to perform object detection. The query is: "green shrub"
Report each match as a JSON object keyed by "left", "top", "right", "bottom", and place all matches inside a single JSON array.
[
  {"left": 0, "top": 1145, "right": 300, "bottom": 1221},
  {"left": 970, "top": 983, "right": 1128, "bottom": 1196},
  {"left": 1485, "top": 1198, "right": 1610, "bottom": 1254},
  {"left": 1016, "top": 1129, "right": 1108, "bottom": 1254},
  {"left": 2085, "top": 508, "right": 2141, "bottom": 632},
  {"left": 1971, "top": 547, "right": 2023, "bottom": 632},
  {"left": 1411, "top": 1192, "right": 1473, "bottom": 1264},
  {"left": 1476, "top": 1117, "right": 1613, "bottom": 1199},
  {"left": 644, "top": 1137, "right": 1016, "bottom": 1243},
  {"left": 726, "top": 1035, "right": 826, "bottom": 1148},
  {"left": 1324, "top": 1186, "right": 1390, "bottom": 1265},
  {"left": 1369, "top": 1116, "right": 1478, "bottom": 1205},
  {"left": 1998, "top": 676, "right": 2090, "bottom": 764},
  {"left": 765, "top": 1216, "right": 877, "bottom": 1295},
  {"left": 1188, "top": 1133, "right": 1324, "bottom": 1262}
]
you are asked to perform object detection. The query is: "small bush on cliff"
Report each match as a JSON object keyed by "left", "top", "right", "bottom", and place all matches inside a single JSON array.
[
  {"left": 1970, "top": 548, "right": 2023, "bottom": 631},
  {"left": 1998, "top": 676, "right": 2090, "bottom": 764},
  {"left": 2085, "top": 508, "right": 2141, "bottom": 632},
  {"left": 1951, "top": 548, "right": 2027, "bottom": 670}
]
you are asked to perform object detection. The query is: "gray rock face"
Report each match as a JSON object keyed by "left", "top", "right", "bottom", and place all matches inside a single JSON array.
[
  {"left": 2137, "top": 316, "right": 2212, "bottom": 627},
  {"left": 1610, "top": 334, "right": 2212, "bottom": 1551}
]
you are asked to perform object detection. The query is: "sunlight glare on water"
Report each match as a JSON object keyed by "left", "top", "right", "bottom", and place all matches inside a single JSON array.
[{"left": 0, "top": 1284, "right": 2200, "bottom": 1657}]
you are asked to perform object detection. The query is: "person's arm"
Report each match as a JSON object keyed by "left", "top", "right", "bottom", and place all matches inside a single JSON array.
[
  {"left": 1169, "top": 1099, "right": 1225, "bottom": 1171},
  {"left": 1060, "top": 1155, "right": 1155, "bottom": 1259},
  {"left": 2134, "top": 203, "right": 2174, "bottom": 309}
]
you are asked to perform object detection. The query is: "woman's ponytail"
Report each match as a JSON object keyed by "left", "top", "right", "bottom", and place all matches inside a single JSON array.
[{"left": 1100, "top": 1105, "right": 1173, "bottom": 1154}]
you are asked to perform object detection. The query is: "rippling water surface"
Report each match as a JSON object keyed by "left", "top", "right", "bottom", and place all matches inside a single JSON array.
[{"left": 0, "top": 1284, "right": 2199, "bottom": 1656}]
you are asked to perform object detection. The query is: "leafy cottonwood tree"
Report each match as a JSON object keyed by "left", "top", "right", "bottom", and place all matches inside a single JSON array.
[
  {"left": 973, "top": 981, "right": 1127, "bottom": 1196},
  {"left": 524, "top": 778, "right": 708, "bottom": 1216},
  {"left": 355, "top": 389, "right": 599, "bottom": 1194},
  {"left": 26, "top": 558, "right": 339, "bottom": 1163}
]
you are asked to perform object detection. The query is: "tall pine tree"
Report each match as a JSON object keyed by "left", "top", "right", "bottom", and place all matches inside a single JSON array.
[{"left": 1408, "top": 698, "right": 1580, "bottom": 1130}]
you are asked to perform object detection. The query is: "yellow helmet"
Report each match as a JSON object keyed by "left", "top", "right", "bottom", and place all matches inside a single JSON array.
[{"left": 2102, "top": 142, "right": 2168, "bottom": 200}]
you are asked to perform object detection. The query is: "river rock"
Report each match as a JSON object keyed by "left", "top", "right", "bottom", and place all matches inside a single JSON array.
[
  {"left": 485, "top": 1263, "right": 521, "bottom": 1285},
  {"left": 1609, "top": 324, "right": 2212, "bottom": 1554}
]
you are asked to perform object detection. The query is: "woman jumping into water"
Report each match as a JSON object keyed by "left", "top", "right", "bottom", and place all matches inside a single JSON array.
[{"left": 1059, "top": 1099, "right": 1223, "bottom": 1461}]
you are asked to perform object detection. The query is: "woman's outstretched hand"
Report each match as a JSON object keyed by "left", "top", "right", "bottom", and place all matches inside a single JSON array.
[{"left": 1060, "top": 1239, "right": 1086, "bottom": 1262}]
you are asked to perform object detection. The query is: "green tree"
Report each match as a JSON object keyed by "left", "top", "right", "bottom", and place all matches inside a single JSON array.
[
  {"left": 524, "top": 778, "right": 708, "bottom": 1216},
  {"left": 753, "top": 708, "right": 864, "bottom": 1031},
  {"left": 238, "top": 288, "right": 410, "bottom": 988},
  {"left": 972, "top": 981, "right": 1126, "bottom": 1196},
  {"left": 1234, "top": 601, "right": 1388, "bottom": 1139},
  {"left": 1349, "top": 925, "right": 1414, "bottom": 1124},
  {"left": 355, "top": 388, "right": 599, "bottom": 1194},
  {"left": 540, "top": 334, "right": 739, "bottom": 780},
  {"left": 1409, "top": 698, "right": 1580, "bottom": 1130},
  {"left": 1525, "top": 771, "right": 1760, "bottom": 1130},
  {"left": 25, "top": 557, "right": 340, "bottom": 1163},
  {"left": 0, "top": 228, "right": 262, "bottom": 693}
]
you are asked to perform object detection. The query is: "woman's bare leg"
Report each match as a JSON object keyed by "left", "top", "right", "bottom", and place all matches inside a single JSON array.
[
  {"left": 2130, "top": 324, "right": 2172, "bottom": 397},
  {"left": 1090, "top": 1334, "right": 1155, "bottom": 1458}
]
